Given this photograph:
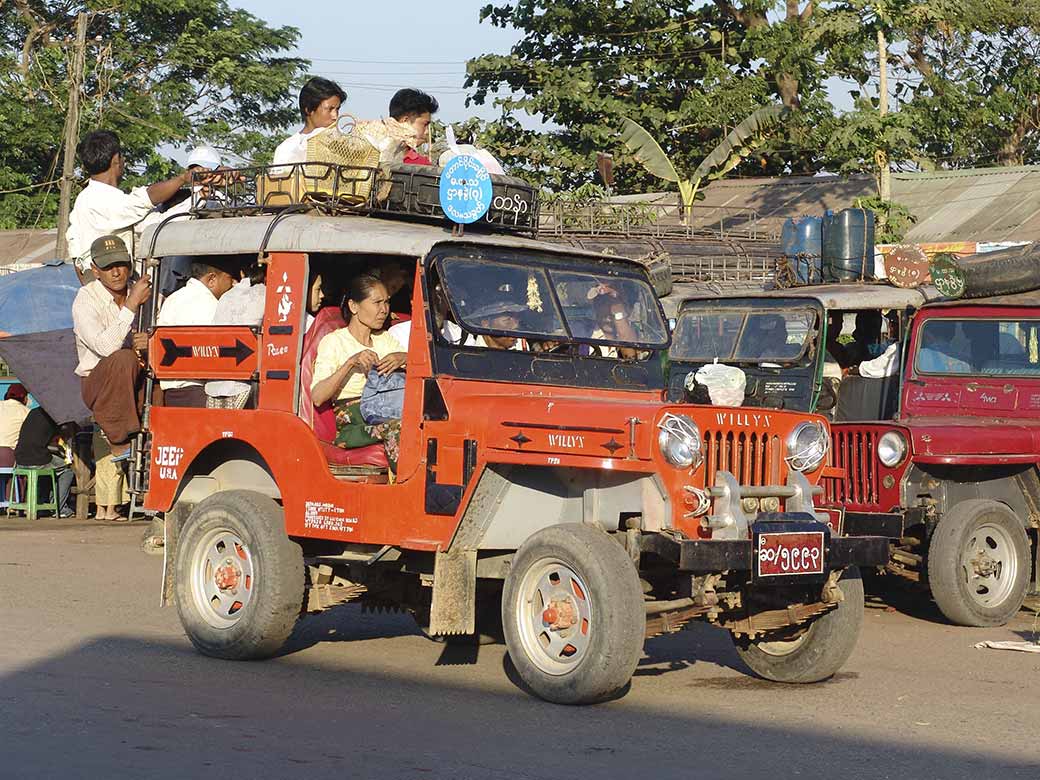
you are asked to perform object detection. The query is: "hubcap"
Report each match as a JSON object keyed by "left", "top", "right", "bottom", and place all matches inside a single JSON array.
[
  {"left": 189, "top": 528, "right": 255, "bottom": 629},
  {"left": 515, "top": 558, "right": 593, "bottom": 676},
  {"left": 960, "top": 522, "right": 1018, "bottom": 609}
]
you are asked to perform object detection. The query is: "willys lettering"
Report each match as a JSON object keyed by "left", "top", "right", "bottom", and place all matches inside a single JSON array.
[
  {"left": 715, "top": 411, "right": 773, "bottom": 428},
  {"left": 548, "top": 434, "right": 585, "bottom": 449}
]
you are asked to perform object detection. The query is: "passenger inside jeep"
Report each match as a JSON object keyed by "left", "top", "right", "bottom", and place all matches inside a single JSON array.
[{"left": 310, "top": 273, "right": 407, "bottom": 471}]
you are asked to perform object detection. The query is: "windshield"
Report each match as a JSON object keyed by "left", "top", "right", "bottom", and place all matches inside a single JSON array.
[
  {"left": 439, "top": 256, "right": 668, "bottom": 350},
  {"left": 916, "top": 318, "right": 1040, "bottom": 376},
  {"left": 671, "top": 307, "right": 816, "bottom": 362}
]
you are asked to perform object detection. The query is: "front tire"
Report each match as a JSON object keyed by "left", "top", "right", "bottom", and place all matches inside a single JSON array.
[
  {"left": 927, "top": 500, "right": 1030, "bottom": 627},
  {"left": 734, "top": 566, "right": 864, "bottom": 683},
  {"left": 174, "top": 490, "right": 304, "bottom": 659},
  {"left": 502, "top": 524, "right": 645, "bottom": 705}
]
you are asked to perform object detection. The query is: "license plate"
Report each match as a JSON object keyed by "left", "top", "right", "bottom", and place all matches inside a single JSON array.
[{"left": 757, "top": 531, "right": 826, "bottom": 577}]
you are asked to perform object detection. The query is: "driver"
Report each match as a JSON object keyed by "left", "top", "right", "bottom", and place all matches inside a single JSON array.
[
  {"left": 743, "top": 313, "right": 791, "bottom": 360},
  {"left": 589, "top": 285, "right": 639, "bottom": 359},
  {"left": 463, "top": 301, "right": 526, "bottom": 350}
]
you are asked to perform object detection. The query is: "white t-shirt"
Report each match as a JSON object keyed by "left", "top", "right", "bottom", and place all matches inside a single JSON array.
[
  {"left": 67, "top": 179, "right": 155, "bottom": 272},
  {"left": 157, "top": 278, "right": 220, "bottom": 390},
  {"left": 206, "top": 279, "right": 267, "bottom": 399},
  {"left": 388, "top": 320, "right": 464, "bottom": 351},
  {"left": 859, "top": 342, "right": 900, "bottom": 378},
  {"left": 272, "top": 127, "right": 330, "bottom": 166},
  {"left": 0, "top": 399, "right": 29, "bottom": 449}
]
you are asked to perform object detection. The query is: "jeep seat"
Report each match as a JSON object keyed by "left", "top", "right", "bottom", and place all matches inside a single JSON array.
[{"left": 321, "top": 440, "right": 388, "bottom": 468}]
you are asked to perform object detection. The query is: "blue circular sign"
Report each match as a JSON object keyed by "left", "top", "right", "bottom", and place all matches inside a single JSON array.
[{"left": 439, "top": 155, "right": 492, "bottom": 224}]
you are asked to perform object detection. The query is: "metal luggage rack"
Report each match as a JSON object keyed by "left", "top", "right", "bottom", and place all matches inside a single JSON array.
[
  {"left": 188, "top": 163, "right": 381, "bottom": 218},
  {"left": 537, "top": 201, "right": 764, "bottom": 241}
]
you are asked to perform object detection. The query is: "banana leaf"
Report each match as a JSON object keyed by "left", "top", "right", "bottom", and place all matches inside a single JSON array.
[
  {"left": 619, "top": 116, "right": 681, "bottom": 183},
  {"left": 691, "top": 106, "right": 790, "bottom": 183}
]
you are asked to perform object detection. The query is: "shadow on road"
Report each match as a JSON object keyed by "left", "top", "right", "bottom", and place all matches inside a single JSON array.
[{"left": 1, "top": 635, "right": 1036, "bottom": 780}]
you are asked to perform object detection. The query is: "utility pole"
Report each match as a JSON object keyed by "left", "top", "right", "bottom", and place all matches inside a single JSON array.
[
  {"left": 877, "top": 24, "right": 891, "bottom": 203},
  {"left": 55, "top": 12, "right": 89, "bottom": 261}
]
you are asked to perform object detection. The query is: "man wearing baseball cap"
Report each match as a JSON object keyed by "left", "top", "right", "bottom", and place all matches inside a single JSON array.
[{"left": 71, "top": 234, "right": 152, "bottom": 460}]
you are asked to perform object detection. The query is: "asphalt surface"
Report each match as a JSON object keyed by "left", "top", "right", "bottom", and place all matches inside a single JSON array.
[{"left": 1, "top": 517, "right": 1038, "bottom": 779}]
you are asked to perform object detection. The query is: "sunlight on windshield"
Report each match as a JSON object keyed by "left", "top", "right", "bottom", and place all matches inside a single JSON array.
[{"left": 671, "top": 309, "right": 816, "bottom": 362}]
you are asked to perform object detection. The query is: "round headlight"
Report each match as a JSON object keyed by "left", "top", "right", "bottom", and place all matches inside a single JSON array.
[
  {"left": 877, "top": 430, "right": 908, "bottom": 468},
  {"left": 785, "top": 420, "right": 829, "bottom": 472},
  {"left": 657, "top": 413, "right": 703, "bottom": 469}
]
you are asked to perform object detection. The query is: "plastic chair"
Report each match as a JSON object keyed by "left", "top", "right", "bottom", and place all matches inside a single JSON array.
[
  {"left": 0, "top": 466, "right": 13, "bottom": 511},
  {"left": 8, "top": 465, "right": 58, "bottom": 521}
]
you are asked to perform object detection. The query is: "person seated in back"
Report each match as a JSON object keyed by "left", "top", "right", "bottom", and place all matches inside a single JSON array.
[
  {"left": 0, "top": 383, "right": 30, "bottom": 467},
  {"left": 310, "top": 275, "right": 407, "bottom": 469},
  {"left": 356, "top": 88, "right": 439, "bottom": 165},
  {"left": 72, "top": 235, "right": 152, "bottom": 460},
  {"left": 272, "top": 77, "right": 347, "bottom": 166},
  {"left": 67, "top": 130, "right": 196, "bottom": 283},
  {"left": 156, "top": 259, "right": 237, "bottom": 407},
  {"left": 205, "top": 263, "right": 267, "bottom": 409}
]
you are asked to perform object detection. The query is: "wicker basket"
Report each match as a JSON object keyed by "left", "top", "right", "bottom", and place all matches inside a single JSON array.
[{"left": 305, "top": 127, "right": 383, "bottom": 205}]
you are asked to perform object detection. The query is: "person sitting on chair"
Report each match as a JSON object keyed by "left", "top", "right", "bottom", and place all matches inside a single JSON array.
[
  {"left": 0, "top": 383, "right": 30, "bottom": 467},
  {"left": 14, "top": 407, "right": 74, "bottom": 518}
]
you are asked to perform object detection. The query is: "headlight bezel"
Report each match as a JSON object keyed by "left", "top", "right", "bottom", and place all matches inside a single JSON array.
[
  {"left": 785, "top": 420, "right": 829, "bottom": 473},
  {"left": 877, "top": 430, "right": 909, "bottom": 468},
  {"left": 657, "top": 412, "right": 704, "bottom": 470}
]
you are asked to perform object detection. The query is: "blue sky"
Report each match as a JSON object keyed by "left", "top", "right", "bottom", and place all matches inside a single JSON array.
[{"left": 233, "top": 1, "right": 522, "bottom": 127}]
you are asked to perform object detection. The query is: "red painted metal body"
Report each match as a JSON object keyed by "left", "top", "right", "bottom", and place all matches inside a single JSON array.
[{"left": 142, "top": 251, "right": 829, "bottom": 548}]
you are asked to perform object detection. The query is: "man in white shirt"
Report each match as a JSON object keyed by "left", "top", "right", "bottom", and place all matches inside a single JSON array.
[
  {"left": 156, "top": 260, "right": 237, "bottom": 407},
  {"left": 73, "top": 235, "right": 153, "bottom": 459},
  {"left": 67, "top": 130, "right": 195, "bottom": 281},
  {"left": 272, "top": 77, "right": 346, "bottom": 166}
]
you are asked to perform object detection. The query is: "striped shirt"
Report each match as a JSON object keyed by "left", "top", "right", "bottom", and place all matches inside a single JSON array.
[{"left": 72, "top": 280, "right": 136, "bottom": 377}]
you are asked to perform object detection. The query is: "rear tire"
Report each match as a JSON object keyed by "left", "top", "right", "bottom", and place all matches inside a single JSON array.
[
  {"left": 927, "top": 500, "right": 1030, "bottom": 627},
  {"left": 502, "top": 524, "right": 645, "bottom": 705},
  {"left": 734, "top": 567, "right": 864, "bottom": 683},
  {"left": 956, "top": 243, "right": 1040, "bottom": 299},
  {"left": 174, "top": 490, "right": 304, "bottom": 659}
]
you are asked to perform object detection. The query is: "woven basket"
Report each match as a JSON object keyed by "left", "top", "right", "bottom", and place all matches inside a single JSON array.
[{"left": 305, "top": 126, "right": 382, "bottom": 205}]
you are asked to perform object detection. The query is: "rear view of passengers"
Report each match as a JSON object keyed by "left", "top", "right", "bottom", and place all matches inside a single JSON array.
[
  {"left": 272, "top": 77, "right": 347, "bottom": 166},
  {"left": 310, "top": 275, "right": 407, "bottom": 470},
  {"left": 356, "top": 88, "right": 439, "bottom": 165}
]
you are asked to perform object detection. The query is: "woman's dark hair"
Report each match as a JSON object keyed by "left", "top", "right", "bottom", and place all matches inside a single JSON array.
[
  {"left": 299, "top": 77, "right": 346, "bottom": 122},
  {"left": 245, "top": 263, "right": 267, "bottom": 286},
  {"left": 388, "top": 88, "right": 438, "bottom": 120},
  {"left": 340, "top": 273, "right": 386, "bottom": 323},
  {"left": 77, "top": 130, "right": 121, "bottom": 176}
]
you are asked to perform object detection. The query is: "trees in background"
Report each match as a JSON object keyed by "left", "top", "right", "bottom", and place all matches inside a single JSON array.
[{"left": 0, "top": 0, "right": 306, "bottom": 229}]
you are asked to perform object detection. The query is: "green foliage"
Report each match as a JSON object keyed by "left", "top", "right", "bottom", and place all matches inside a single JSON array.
[
  {"left": 0, "top": 0, "right": 307, "bottom": 229},
  {"left": 853, "top": 195, "right": 917, "bottom": 243}
]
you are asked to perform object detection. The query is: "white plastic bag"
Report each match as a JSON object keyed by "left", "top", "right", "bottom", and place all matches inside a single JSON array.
[
  {"left": 438, "top": 125, "right": 505, "bottom": 175},
  {"left": 694, "top": 363, "right": 746, "bottom": 407}
]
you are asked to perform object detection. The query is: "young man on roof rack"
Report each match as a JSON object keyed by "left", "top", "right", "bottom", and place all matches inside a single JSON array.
[
  {"left": 272, "top": 76, "right": 347, "bottom": 166},
  {"left": 356, "top": 88, "right": 438, "bottom": 165}
]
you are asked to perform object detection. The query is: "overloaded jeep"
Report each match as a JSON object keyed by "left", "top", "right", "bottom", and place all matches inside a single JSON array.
[
  {"left": 669, "top": 281, "right": 1040, "bottom": 627},
  {"left": 132, "top": 167, "right": 887, "bottom": 704}
]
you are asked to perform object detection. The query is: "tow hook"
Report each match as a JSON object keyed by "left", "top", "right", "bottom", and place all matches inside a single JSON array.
[{"left": 821, "top": 570, "right": 845, "bottom": 604}]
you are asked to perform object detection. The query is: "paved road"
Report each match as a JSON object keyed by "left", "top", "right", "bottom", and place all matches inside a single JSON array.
[{"left": 1, "top": 518, "right": 1038, "bottom": 779}]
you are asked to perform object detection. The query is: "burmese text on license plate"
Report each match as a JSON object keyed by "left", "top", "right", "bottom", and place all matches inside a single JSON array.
[{"left": 758, "top": 532, "right": 825, "bottom": 577}]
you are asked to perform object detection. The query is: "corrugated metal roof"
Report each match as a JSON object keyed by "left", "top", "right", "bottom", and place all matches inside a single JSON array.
[{"left": 0, "top": 229, "right": 58, "bottom": 266}]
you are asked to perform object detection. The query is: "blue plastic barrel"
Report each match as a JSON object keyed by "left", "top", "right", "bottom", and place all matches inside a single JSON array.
[
  {"left": 781, "top": 216, "right": 823, "bottom": 284},
  {"left": 822, "top": 208, "right": 875, "bottom": 282}
]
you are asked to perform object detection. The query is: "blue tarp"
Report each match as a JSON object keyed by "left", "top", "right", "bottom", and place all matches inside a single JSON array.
[{"left": 0, "top": 260, "right": 79, "bottom": 336}]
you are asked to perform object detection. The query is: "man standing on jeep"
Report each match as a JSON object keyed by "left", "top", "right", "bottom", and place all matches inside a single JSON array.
[{"left": 72, "top": 235, "right": 152, "bottom": 460}]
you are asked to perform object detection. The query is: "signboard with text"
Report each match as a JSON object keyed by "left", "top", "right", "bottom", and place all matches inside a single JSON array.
[{"left": 149, "top": 326, "right": 258, "bottom": 381}]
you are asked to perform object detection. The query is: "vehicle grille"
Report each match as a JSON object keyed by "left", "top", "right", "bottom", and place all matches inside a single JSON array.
[
  {"left": 702, "top": 430, "right": 780, "bottom": 487},
  {"left": 827, "top": 429, "right": 880, "bottom": 507}
]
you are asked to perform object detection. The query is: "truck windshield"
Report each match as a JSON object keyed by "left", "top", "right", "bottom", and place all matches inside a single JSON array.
[
  {"left": 671, "top": 307, "right": 816, "bottom": 363},
  {"left": 916, "top": 318, "right": 1040, "bottom": 376},
  {"left": 440, "top": 256, "right": 669, "bottom": 350}
]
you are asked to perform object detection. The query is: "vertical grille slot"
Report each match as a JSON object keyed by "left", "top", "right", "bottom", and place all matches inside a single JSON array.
[{"left": 828, "top": 428, "right": 880, "bottom": 507}]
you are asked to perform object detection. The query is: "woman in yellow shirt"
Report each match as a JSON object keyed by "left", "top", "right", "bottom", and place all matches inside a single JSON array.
[{"left": 311, "top": 274, "right": 407, "bottom": 467}]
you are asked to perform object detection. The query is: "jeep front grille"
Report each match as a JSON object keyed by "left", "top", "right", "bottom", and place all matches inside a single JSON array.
[
  {"left": 702, "top": 429, "right": 780, "bottom": 488},
  {"left": 827, "top": 429, "right": 879, "bottom": 506}
]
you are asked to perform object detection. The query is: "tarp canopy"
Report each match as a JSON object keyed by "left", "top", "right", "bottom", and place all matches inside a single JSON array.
[
  {"left": 0, "top": 260, "right": 79, "bottom": 336},
  {"left": 0, "top": 328, "right": 90, "bottom": 425}
]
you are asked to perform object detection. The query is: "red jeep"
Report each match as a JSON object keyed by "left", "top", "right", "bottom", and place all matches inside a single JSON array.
[
  {"left": 825, "top": 293, "right": 1040, "bottom": 626},
  {"left": 134, "top": 202, "right": 886, "bottom": 704}
]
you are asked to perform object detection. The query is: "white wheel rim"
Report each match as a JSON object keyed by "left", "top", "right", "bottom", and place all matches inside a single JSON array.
[
  {"left": 514, "top": 558, "right": 594, "bottom": 676},
  {"left": 189, "top": 527, "right": 255, "bottom": 629},
  {"left": 960, "top": 522, "right": 1019, "bottom": 609},
  {"left": 755, "top": 631, "right": 810, "bottom": 657}
]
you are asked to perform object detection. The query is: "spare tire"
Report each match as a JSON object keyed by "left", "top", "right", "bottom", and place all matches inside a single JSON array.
[{"left": 954, "top": 243, "right": 1039, "bottom": 299}]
